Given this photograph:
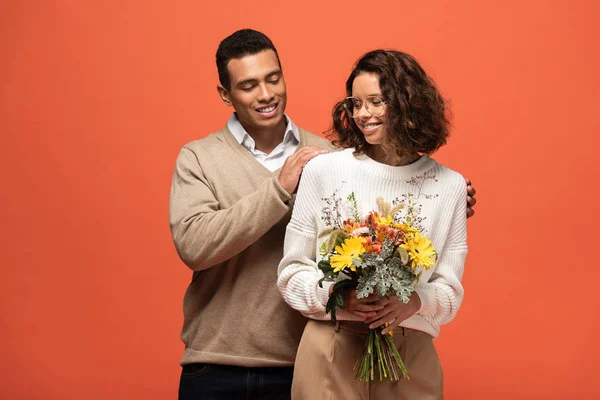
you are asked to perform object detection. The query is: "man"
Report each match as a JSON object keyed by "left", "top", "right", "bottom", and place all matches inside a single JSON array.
[{"left": 170, "top": 29, "right": 477, "bottom": 399}]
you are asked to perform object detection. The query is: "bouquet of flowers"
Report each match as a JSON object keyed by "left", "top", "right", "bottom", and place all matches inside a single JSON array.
[{"left": 318, "top": 193, "right": 437, "bottom": 382}]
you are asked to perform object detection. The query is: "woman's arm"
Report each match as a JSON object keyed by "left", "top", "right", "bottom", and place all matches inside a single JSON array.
[
  {"left": 366, "top": 176, "right": 468, "bottom": 333},
  {"left": 277, "top": 162, "right": 334, "bottom": 314}
]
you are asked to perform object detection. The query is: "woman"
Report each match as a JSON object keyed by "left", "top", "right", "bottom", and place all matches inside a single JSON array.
[{"left": 277, "top": 50, "right": 468, "bottom": 399}]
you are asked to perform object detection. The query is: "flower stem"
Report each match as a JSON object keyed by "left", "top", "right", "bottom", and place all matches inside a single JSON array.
[{"left": 353, "top": 328, "right": 411, "bottom": 382}]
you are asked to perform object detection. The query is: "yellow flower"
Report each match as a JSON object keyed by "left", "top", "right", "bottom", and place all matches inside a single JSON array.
[
  {"left": 400, "top": 232, "right": 437, "bottom": 270},
  {"left": 330, "top": 237, "right": 366, "bottom": 272},
  {"left": 394, "top": 222, "right": 418, "bottom": 235},
  {"left": 378, "top": 215, "right": 394, "bottom": 226}
]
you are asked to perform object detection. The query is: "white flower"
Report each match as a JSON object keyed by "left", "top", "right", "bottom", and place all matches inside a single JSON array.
[{"left": 351, "top": 227, "right": 370, "bottom": 236}]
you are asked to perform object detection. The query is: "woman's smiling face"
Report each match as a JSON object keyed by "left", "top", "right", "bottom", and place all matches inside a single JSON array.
[{"left": 351, "top": 72, "right": 388, "bottom": 146}]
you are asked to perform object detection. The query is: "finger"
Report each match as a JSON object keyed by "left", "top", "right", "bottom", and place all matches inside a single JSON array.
[
  {"left": 364, "top": 308, "right": 392, "bottom": 326},
  {"left": 467, "top": 185, "right": 476, "bottom": 196},
  {"left": 301, "top": 146, "right": 328, "bottom": 153},
  {"left": 298, "top": 146, "right": 328, "bottom": 157},
  {"left": 466, "top": 208, "right": 475, "bottom": 218},
  {"left": 368, "top": 315, "right": 395, "bottom": 330},
  {"left": 351, "top": 294, "right": 381, "bottom": 304},
  {"left": 381, "top": 317, "right": 401, "bottom": 335},
  {"left": 467, "top": 196, "right": 477, "bottom": 206},
  {"left": 298, "top": 146, "right": 327, "bottom": 152},
  {"left": 285, "top": 147, "right": 318, "bottom": 162},
  {"left": 351, "top": 311, "right": 377, "bottom": 320},
  {"left": 369, "top": 297, "right": 391, "bottom": 307},
  {"left": 283, "top": 149, "right": 324, "bottom": 176},
  {"left": 349, "top": 303, "right": 384, "bottom": 312},
  {"left": 291, "top": 146, "right": 327, "bottom": 160},
  {"left": 295, "top": 150, "right": 326, "bottom": 166},
  {"left": 465, "top": 178, "right": 471, "bottom": 186}
]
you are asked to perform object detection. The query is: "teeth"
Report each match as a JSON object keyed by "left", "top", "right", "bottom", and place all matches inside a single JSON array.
[
  {"left": 257, "top": 105, "right": 276, "bottom": 113},
  {"left": 363, "top": 123, "right": 381, "bottom": 129}
]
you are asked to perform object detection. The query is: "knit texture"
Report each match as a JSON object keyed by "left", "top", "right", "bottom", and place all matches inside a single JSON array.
[
  {"left": 277, "top": 148, "right": 468, "bottom": 338},
  {"left": 170, "top": 125, "right": 332, "bottom": 367}
]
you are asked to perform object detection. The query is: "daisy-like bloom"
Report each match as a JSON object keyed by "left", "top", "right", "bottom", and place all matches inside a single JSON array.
[
  {"left": 394, "top": 222, "right": 419, "bottom": 235},
  {"left": 378, "top": 215, "right": 394, "bottom": 226},
  {"left": 400, "top": 232, "right": 437, "bottom": 270},
  {"left": 330, "top": 237, "right": 366, "bottom": 272}
]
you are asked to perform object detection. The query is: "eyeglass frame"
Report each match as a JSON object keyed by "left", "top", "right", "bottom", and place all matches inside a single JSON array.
[{"left": 342, "top": 95, "right": 391, "bottom": 118}]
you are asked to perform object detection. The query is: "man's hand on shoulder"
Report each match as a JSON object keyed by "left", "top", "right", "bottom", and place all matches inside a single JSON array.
[
  {"left": 278, "top": 147, "right": 328, "bottom": 194},
  {"left": 465, "top": 178, "right": 477, "bottom": 218}
]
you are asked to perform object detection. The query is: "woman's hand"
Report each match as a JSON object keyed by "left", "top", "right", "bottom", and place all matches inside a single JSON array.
[
  {"left": 331, "top": 285, "right": 383, "bottom": 320},
  {"left": 365, "top": 292, "right": 422, "bottom": 335}
]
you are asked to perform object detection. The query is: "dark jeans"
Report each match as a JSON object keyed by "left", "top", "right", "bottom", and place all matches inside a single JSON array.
[{"left": 178, "top": 363, "right": 294, "bottom": 400}]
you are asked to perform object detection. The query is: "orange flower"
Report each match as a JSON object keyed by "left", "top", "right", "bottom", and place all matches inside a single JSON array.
[
  {"left": 362, "top": 236, "right": 383, "bottom": 254},
  {"left": 343, "top": 220, "right": 362, "bottom": 232},
  {"left": 371, "top": 241, "right": 382, "bottom": 253}
]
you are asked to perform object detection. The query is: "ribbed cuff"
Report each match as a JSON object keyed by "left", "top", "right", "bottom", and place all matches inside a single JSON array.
[
  {"left": 317, "top": 280, "right": 334, "bottom": 308},
  {"left": 270, "top": 176, "right": 294, "bottom": 204},
  {"left": 415, "top": 286, "right": 434, "bottom": 316}
]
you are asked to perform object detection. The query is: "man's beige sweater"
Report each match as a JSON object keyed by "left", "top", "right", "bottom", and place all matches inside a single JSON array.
[{"left": 170, "top": 125, "right": 331, "bottom": 367}]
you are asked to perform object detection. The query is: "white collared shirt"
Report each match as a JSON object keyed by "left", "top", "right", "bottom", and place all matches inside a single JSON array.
[{"left": 227, "top": 113, "right": 300, "bottom": 172}]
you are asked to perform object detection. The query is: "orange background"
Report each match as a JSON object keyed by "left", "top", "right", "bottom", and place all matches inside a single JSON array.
[{"left": 2, "top": 1, "right": 599, "bottom": 399}]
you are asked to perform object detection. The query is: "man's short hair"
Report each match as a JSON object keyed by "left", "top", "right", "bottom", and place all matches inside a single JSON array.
[{"left": 216, "top": 29, "right": 281, "bottom": 90}]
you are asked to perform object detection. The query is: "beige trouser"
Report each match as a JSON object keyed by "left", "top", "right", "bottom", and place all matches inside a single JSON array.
[{"left": 292, "top": 319, "right": 443, "bottom": 400}]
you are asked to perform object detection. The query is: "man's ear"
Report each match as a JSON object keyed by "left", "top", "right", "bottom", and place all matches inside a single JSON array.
[{"left": 217, "top": 85, "right": 232, "bottom": 106}]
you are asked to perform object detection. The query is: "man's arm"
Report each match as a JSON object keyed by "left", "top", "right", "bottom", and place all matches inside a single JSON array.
[{"left": 169, "top": 146, "right": 326, "bottom": 271}]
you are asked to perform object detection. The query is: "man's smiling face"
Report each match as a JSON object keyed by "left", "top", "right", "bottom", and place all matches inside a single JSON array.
[{"left": 219, "top": 49, "right": 287, "bottom": 135}]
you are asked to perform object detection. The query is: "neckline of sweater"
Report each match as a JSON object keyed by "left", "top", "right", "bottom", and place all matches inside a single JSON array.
[{"left": 342, "top": 148, "right": 436, "bottom": 180}]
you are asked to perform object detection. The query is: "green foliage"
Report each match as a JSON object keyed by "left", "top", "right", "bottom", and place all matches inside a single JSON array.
[
  {"left": 319, "top": 241, "right": 328, "bottom": 258},
  {"left": 317, "top": 259, "right": 333, "bottom": 288},
  {"left": 347, "top": 192, "right": 360, "bottom": 222},
  {"left": 325, "top": 279, "right": 355, "bottom": 321},
  {"left": 355, "top": 240, "right": 417, "bottom": 301}
]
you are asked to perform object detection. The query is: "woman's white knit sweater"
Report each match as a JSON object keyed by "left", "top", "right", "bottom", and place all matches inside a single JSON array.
[{"left": 277, "top": 148, "right": 468, "bottom": 338}]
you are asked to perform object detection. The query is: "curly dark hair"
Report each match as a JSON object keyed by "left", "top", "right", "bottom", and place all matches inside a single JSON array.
[
  {"left": 329, "top": 50, "right": 450, "bottom": 156},
  {"left": 216, "top": 29, "right": 281, "bottom": 91}
]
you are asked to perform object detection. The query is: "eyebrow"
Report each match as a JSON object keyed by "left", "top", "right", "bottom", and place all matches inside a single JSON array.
[
  {"left": 235, "top": 69, "right": 282, "bottom": 87},
  {"left": 351, "top": 93, "right": 383, "bottom": 98},
  {"left": 264, "top": 70, "right": 282, "bottom": 80}
]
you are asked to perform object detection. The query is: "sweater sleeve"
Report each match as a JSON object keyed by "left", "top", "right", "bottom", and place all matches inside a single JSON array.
[
  {"left": 414, "top": 178, "right": 468, "bottom": 328},
  {"left": 277, "top": 162, "right": 333, "bottom": 314},
  {"left": 169, "top": 146, "right": 293, "bottom": 271}
]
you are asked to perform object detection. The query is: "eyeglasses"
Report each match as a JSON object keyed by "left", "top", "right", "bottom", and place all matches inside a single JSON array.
[{"left": 343, "top": 95, "right": 388, "bottom": 118}]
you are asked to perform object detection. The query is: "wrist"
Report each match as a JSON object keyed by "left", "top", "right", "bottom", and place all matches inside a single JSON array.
[
  {"left": 273, "top": 176, "right": 294, "bottom": 201},
  {"left": 411, "top": 291, "right": 422, "bottom": 312}
]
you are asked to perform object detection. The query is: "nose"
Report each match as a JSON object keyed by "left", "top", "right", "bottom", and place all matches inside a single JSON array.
[
  {"left": 355, "top": 103, "right": 370, "bottom": 120},
  {"left": 257, "top": 83, "right": 274, "bottom": 103}
]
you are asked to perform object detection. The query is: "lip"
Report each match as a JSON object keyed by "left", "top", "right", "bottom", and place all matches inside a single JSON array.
[
  {"left": 255, "top": 102, "right": 279, "bottom": 119},
  {"left": 359, "top": 121, "right": 382, "bottom": 133}
]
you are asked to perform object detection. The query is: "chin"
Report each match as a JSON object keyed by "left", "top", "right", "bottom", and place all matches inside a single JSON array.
[
  {"left": 267, "top": 112, "right": 286, "bottom": 125},
  {"left": 363, "top": 135, "right": 383, "bottom": 146},
  {"left": 256, "top": 116, "right": 284, "bottom": 130}
]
